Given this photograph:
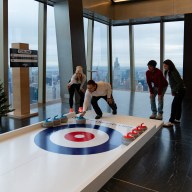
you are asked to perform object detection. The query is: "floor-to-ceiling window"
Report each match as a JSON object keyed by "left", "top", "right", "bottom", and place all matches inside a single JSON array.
[
  {"left": 83, "top": 18, "right": 88, "bottom": 56},
  {"left": 134, "top": 23, "right": 160, "bottom": 92},
  {"left": 164, "top": 21, "right": 184, "bottom": 76},
  {"left": 46, "top": 6, "right": 60, "bottom": 102},
  {"left": 112, "top": 26, "right": 130, "bottom": 90},
  {"left": 164, "top": 21, "right": 184, "bottom": 94},
  {"left": 92, "top": 21, "right": 108, "bottom": 82},
  {"left": 8, "top": 0, "right": 39, "bottom": 105}
]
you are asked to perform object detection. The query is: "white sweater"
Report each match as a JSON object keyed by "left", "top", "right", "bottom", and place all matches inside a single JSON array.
[
  {"left": 68, "top": 73, "right": 86, "bottom": 89},
  {"left": 83, "top": 81, "right": 112, "bottom": 111}
]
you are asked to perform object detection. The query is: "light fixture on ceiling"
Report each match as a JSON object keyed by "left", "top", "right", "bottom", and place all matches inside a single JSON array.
[
  {"left": 112, "top": 0, "right": 138, "bottom": 3},
  {"left": 112, "top": 0, "right": 131, "bottom": 2}
]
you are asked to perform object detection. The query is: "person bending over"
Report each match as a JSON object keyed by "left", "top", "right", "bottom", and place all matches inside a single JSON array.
[
  {"left": 80, "top": 80, "right": 117, "bottom": 119},
  {"left": 146, "top": 60, "right": 168, "bottom": 120},
  {"left": 68, "top": 66, "right": 86, "bottom": 113},
  {"left": 163, "top": 59, "right": 186, "bottom": 127}
]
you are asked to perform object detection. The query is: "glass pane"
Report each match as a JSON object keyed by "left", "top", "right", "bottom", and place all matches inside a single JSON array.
[
  {"left": 134, "top": 23, "right": 160, "bottom": 92},
  {"left": 165, "top": 21, "right": 184, "bottom": 76},
  {"left": 83, "top": 17, "right": 88, "bottom": 56},
  {"left": 46, "top": 6, "right": 60, "bottom": 102},
  {"left": 92, "top": 21, "right": 109, "bottom": 82},
  {"left": 112, "top": 26, "right": 130, "bottom": 90},
  {"left": 8, "top": 0, "right": 38, "bottom": 105}
]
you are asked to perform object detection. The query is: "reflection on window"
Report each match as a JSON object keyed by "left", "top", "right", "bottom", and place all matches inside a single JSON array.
[
  {"left": 134, "top": 23, "right": 160, "bottom": 92},
  {"left": 8, "top": 0, "right": 38, "bottom": 105},
  {"left": 92, "top": 21, "right": 108, "bottom": 82},
  {"left": 112, "top": 26, "right": 130, "bottom": 90},
  {"left": 165, "top": 21, "right": 184, "bottom": 76},
  {"left": 83, "top": 18, "right": 88, "bottom": 56},
  {"left": 46, "top": 6, "right": 60, "bottom": 102}
]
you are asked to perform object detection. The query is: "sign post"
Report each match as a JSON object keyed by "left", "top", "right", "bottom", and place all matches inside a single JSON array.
[{"left": 8, "top": 43, "right": 38, "bottom": 119}]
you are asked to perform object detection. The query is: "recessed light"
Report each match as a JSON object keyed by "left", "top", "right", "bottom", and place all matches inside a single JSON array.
[{"left": 112, "top": 0, "right": 132, "bottom": 2}]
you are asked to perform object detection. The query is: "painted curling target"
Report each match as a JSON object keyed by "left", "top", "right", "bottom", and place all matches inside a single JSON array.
[
  {"left": 50, "top": 128, "right": 109, "bottom": 148},
  {"left": 34, "top": 123, "right": 122, "bottom": 155},
  {"left": 64, "top": 131, "right": 95, "bottom": 142}
]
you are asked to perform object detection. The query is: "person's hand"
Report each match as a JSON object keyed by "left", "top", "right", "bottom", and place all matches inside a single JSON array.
[
  {"left": 67, "top": 84, "right": 71, "bottom": 89},
  {"left": 80, "top": 88, "right": 85, "bottom": 93},
  {"left": 107, "top": 98, "right": 113, "bottom": 104},
  {"left": 80, "top": 111, "right": 86, "bottom": 117}
]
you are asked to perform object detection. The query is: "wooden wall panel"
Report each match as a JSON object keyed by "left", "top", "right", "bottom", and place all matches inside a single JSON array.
[{"left": 83, "top": 0, "right": 192, "bottom": 20}]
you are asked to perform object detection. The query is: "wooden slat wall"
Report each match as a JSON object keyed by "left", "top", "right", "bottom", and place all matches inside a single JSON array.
[{"left": 83, "top": 0, "right": 192, "bottom": 20}]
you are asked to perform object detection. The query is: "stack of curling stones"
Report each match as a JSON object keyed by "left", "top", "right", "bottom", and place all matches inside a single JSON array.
[
  {"left": 76, "top": 116, "right": 86, "bottom": 124},
  {"left": 53, "top": 115, "right": 61, "bottom": 126},
  {"left": 42, "top": 117, "right": 54, "bottom": 128},
  {"left": 42, "top": 114, "right": 68, "bottom": 128},
  {"left": 122, "top": 123, "right": 147, "bottom": 145},
  {"left": 60, "top": 114, "right": 68, "bottom": 123}
]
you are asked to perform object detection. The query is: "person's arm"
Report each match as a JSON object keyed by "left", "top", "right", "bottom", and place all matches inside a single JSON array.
[
  {"left": 157, "top": 70, "right": 164, "bottom": 95},
  {"left": 82, "top": 90, "right": 91, "bottom": 112},
  {"left": 68, "top": 74, "right": 76, "bottom": 86},
  {"left": 146, "top": 71, "right": 153, "bottom": 94},
  {"left": 106, "top": 82, "right": 112, "bottom": 99},
  {"left": 171, "top": 71, "right": 184, "bottom": 94},
  {"left": 80, "top": 90, "right": 91, "bottom": 117},
  {"left": 105, "top": 82, "right": 113, "bottom": 104},
  {"left": 80, "top": 74, "right": 86, "bottom": 90}
]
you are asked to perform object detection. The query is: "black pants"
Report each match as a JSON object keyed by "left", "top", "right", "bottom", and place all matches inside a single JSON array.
[
  {"left": 169, "top": 90, "right": 185, "bottom": 123},
  {"left": 68, "top": 84, "right": 84, "bottom": 108},
  {"left": 91, "top": 95, "right": 117, "bottom": 116}
]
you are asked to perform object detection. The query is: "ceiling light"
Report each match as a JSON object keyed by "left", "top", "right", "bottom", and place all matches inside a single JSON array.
[
  {"left": 112, "top": 0, "right": 141, "bottom": 3},
  {"left": 112, "top": 0, "right": 132, "bottom": 2}
]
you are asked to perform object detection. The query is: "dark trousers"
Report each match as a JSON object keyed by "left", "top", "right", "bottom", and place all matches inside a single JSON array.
[
  {"left": 91, "top": 95, "right": 117, "bottom": 116},
  {"left": 169, "top": 90, "right": 185, "bottom": 123},
  {"left": 68, "top": 84, "right": 84, "bottom": 108}
]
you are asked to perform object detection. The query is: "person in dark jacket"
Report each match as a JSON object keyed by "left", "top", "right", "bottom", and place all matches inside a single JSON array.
[
  {"left": 146, "top": 60, "right": 168, "bottom": 120},
  {"left": 163, "top": 59, "right": 186, "bottom": 127}
]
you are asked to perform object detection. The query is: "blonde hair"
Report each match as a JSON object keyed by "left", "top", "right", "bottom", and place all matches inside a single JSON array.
[
  {"left": 75, "top": 66, "right": 83, "bottom": 74},
  {"left": 75, "top": 66, "right": 84, "bottom": 81}
]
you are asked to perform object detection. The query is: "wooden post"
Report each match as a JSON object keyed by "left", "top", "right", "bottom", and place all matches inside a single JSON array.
[{"left": 8, "top": 43, "right": 38, "bottom": 119}]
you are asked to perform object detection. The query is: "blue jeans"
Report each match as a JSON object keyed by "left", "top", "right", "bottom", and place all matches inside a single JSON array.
[{"left": 150, "top": 87, "right": 167, "bottom": 115}]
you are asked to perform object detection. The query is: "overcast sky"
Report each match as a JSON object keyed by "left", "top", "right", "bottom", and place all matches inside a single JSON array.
[{"left": 8, "top": 0, "right": 184, "bottom": 68}]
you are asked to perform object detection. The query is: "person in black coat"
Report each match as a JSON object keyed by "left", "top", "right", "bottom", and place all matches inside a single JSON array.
[{"left": 163, "top": 59, "right": 186, "bottom": 127}]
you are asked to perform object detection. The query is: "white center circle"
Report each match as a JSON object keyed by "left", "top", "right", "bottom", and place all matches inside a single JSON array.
[
  {"left": 75, "top": 134, "right": 85, "bottom": 138},
  {"left": 50, "top": 128, "right": 109, "bottom": 148}
]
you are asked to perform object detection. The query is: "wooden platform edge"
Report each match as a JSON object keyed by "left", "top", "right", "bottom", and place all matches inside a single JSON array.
[{"left": 81, "top": 123, "right": 163, "bottom": 192}]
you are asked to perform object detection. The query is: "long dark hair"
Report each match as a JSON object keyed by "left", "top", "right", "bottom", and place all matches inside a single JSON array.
[{"left": 163, "top": 59, "right": 178, "bottom": 77}]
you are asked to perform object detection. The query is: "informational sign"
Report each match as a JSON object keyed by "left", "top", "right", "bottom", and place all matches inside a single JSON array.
[{"left": 10, "top": 48, "right": 38, "bottom": 67}]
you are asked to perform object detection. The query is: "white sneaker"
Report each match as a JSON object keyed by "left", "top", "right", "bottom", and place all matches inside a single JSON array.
[
  {"left": 156, "top": 114, "right": 163, "bottom": 120},
  {"left": 163, "top": 122, "right": 174, "bottom": 127},
  {"left": 149, "top": 114, "right": 156, "bottom": 119}
]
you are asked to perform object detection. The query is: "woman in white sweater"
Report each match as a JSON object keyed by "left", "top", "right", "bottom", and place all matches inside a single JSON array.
[{"left": 67, "top": 66, "right": 86, "bottom": 113}]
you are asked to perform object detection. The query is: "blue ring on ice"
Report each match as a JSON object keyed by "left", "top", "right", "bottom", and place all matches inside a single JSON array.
[{"left": 34, "top": 123, "right": 122, "bottom": 155}]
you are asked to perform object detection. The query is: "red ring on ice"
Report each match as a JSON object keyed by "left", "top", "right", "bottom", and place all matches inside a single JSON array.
[{"left": 64, "top": 131, "right": 95, "bottom": 142}]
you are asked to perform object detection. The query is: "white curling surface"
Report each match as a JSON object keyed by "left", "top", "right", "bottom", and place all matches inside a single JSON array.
[
  {"left": 0, "top": 111, "right": 163, "bottom": 192},
  {"left": 50, "top": 128, "right": 109, "bottom": 148}
]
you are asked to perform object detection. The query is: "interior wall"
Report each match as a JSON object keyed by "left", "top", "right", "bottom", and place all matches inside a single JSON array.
[
  {"left": 83, "top": 0, "right": 113, "bottom": 19},
  {"left": 183, "top": 13, "right": 192, "bottom": 101},
  {"left": 114, "top": 0, "right": 192, "bottom": 20}
]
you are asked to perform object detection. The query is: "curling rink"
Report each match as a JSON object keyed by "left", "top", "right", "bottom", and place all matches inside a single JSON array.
[{"left": 0, "top": 111, "right": 163, "bottom": 192}]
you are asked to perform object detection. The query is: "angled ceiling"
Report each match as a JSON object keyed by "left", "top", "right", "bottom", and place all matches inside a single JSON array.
[{"left": 35, "top": 0, "right": 192, "bottom": 25}]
